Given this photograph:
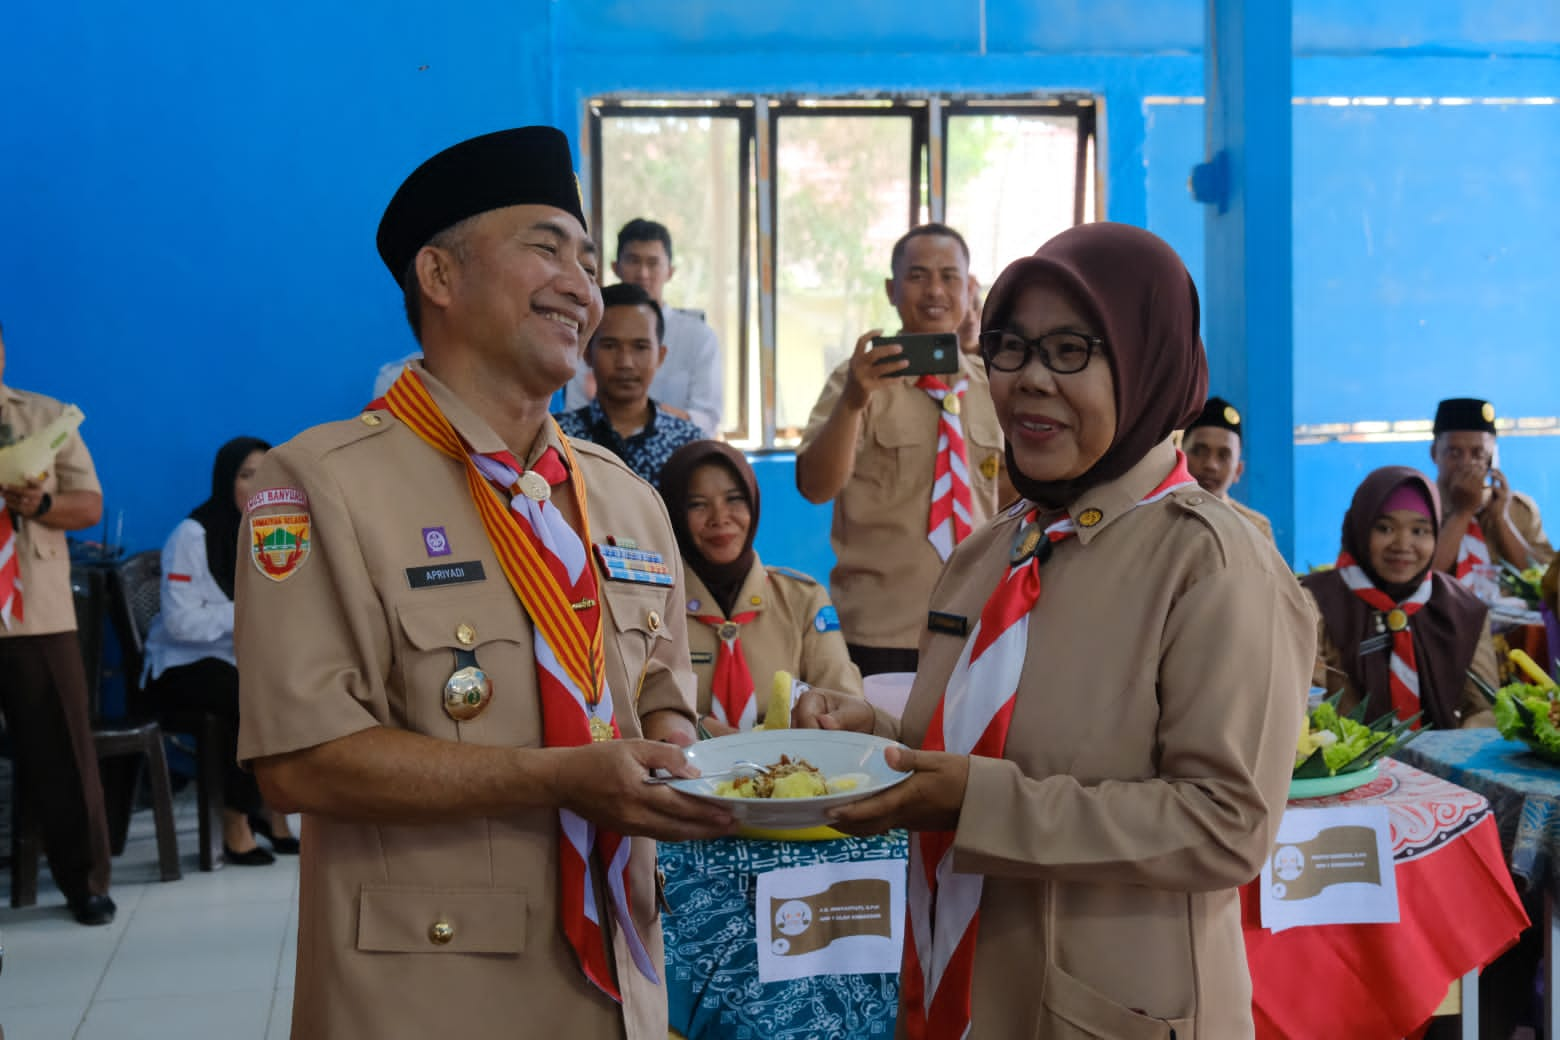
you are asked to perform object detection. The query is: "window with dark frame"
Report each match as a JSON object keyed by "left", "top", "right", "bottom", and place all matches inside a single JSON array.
[{"left": 585, "top": 94, "right": 1097, "bottom": 449}]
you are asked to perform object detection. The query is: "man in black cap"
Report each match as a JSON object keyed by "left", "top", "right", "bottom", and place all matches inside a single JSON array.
[
  {"left": 235, "top": 127, "right": 733, "bottom": 1040},
  {"left": 1429, "top": 397, "right": 1553, "bottom": 580},
  {"left": 1182, "top": 396, "right": 1273, "bottom": 541}
]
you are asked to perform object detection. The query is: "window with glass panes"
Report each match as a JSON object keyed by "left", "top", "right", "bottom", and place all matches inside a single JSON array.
[{"left": 584, "top": 95, "right": 1097, "bottom": 448}]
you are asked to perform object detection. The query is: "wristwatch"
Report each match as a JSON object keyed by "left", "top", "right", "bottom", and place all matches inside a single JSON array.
[{"left": 33, "top": 492, "right": 52, "bottom": 519}]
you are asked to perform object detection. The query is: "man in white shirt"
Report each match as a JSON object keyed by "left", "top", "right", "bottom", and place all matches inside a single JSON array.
[{"left": 564, "top": 219, "right": 724, "bottom": 436}]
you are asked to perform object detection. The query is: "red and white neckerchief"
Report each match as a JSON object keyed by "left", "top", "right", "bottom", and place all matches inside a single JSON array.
[
  {"left": 901, "top": 453, "right": 1194, "bottom": 1040},
  {"left": 692, "top": 609, "right": 760, "bottom": 730},
  {"left": 379, "top": 370, "right": 656, "bottom": 1001},
  {"left": 0, "top": 510, "right": 21, "bottom": 629},
  {"left": 919, "top": 374, "right": 972, "bottom": 562},
  {"left": 1453, "top": 518, "right": 1489, "bottom": 587},
  {"left": 1335, "top": 552, "right": 1433, "bottom": 724}
]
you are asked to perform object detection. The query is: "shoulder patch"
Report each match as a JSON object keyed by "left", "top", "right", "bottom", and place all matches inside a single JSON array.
[
  {"left": 249, "top": 512, "right": 311, "bottom": 582},
  {"left": 766, "top": 565, "right": 819, "bottom": 586},
  {"left": 673, "top": 306, "right": 707, "bottom": 323},
  {"left": 812, "top": 605, "right": 841, "bottom": 633}
]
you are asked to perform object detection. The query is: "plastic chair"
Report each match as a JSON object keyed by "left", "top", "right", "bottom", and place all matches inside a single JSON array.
[{"left": 109, "top": 550, "right": 226, "bottom": 872}]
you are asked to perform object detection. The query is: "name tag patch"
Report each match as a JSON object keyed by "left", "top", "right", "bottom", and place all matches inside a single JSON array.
[
  {"left": 690, "top": 651, "right": 715, "bottom": 665},
  {"left": 927, "top": 611, "right": 969, "bottom": 637},
  {"left": 813, "top": 605, "right": 841, "bottom": 633},
  {"left": 406, "top": 561, "right": 487, "bottom": 590},
  {"left": 595, "top": 543, "right": 674, "bottom": 587}
]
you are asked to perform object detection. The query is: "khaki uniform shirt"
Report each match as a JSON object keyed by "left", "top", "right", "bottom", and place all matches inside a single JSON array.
[
  {"left": 1229, "top": 497, "right": 1274, "bottom": 542},
  {"left": 798, "top": 352, "right": 1002, "bottom": 650},
  {"left": 235, "top": 365, "right": 694, "bottom": 1040},
  {"left": 1307, "top": 590, "right": 1499, "bottom": 729},
  {"left": 683, "top": 555, "right": 862, "bottom": 722},
  {"left": 873, "top": 440, "right": 1313, "bottom": 1038},
  {"left": 0, "top": 383, "right": 100, "bottom": 637},
  {"left": 1480, "top": 491, "right": 1555, "bottom": 567}
]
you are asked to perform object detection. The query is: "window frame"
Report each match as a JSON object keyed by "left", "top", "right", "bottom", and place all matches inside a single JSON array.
[{"left": 585, "top": 92, "right": 1098, "bottom": 449}]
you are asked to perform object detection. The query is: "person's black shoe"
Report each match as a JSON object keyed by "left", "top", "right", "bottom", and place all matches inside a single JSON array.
[
  {"left": 249, "top": 814, "right": 300, "bottom": 855},
  {"left": 223, "top": 843, "right": 276, "bottom": 866},
  {"left": 69, "top": 894, "right": 117, "bottom": 927}
]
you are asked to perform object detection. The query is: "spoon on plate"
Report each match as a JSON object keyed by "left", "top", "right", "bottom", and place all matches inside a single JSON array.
[{"left": 644, "top": 759, "right": 772, "bottom": 785}]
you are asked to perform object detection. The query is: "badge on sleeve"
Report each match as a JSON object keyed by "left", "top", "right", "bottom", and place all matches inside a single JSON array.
[
  {"left": 813, "top": 605, "right": 841, "bottom": 633},
  {"left": 250, "top": 513, "right": 312, "bottom": 582},
  {"left": 246, "top": 487, "right": 308, "bottom": 513}
]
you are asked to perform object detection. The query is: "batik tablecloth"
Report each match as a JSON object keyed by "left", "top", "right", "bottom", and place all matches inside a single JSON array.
[{"left": 662, "top": 832, "right": 908, "bottom": 1040}]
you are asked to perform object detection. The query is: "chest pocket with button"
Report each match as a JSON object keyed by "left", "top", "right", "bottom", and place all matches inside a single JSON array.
[
  {"left": 600, "top": 581, "right": 673, "bottom": 712},
  {"left": 393, "top": 594, "right": 536, "bottom": 745},
  {"left": 856, "top": 391, "right": 935, "bottom": 491}
]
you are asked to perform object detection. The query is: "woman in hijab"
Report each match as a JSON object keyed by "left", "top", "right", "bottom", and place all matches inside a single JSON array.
[
  {"left": 1303, "top": 466, "right": 1497, "bottom": 729},
  {"left": 660, "top": 440, "right": 861, "bottom": 734},
  {"left": 796, "top": 223, "right": 1314, "bottom": 1038},
  {"left": 144, "top": 436, "right": 297, "bottom": 864}
]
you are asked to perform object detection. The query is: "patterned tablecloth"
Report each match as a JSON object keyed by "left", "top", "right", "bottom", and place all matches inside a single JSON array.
[
  {"left": 1287, "top": 756, "right": 1491, "bottom": 859},
  {"left": 1394, "top": 727, "right": 1560, "bottom": 901},
  {"left": 1243, "top": 757, "right": 1529, "bottom": 1039},
  {"left": 661, "top": 832, "right": 908, "bottom": 1040}
]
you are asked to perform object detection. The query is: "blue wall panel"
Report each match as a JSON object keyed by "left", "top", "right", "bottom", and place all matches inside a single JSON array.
[
  {"left": 1293, "top": 102, "right": 1560, "bottom": 425},
  {"left": 1, "top": 0, "right": 1556, "bottom": 572}
]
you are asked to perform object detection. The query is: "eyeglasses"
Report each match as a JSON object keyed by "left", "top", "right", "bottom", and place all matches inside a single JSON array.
[{"left": 978, "top": 329, "right": 1104, "bottom": 375}]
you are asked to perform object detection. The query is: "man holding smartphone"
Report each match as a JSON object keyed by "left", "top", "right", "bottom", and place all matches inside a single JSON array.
[
  {"left": 1429, "top": 397, "right": 1553, "bottom": 579},
  {"left": 795, "top": 224, "right": 1003, "bottom": 676}
]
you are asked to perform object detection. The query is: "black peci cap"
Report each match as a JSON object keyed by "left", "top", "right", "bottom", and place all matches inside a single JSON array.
[
  {"left": 1433, "top": 398, "right": 1497, "bottom": 436},
  {"left": 376, "top": 126, "right": 588, "bottom": 283},
  {"left": 1185, "top": 395, "right": 1242, "bottom": 438}
]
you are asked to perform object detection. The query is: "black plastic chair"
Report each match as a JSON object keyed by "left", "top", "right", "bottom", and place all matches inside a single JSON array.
[
  {"left": 110, "top": 550, "right": 226, "bottom": 872},
  {"left": 8, "top": 565, "right": 181, "bottom": 908}
]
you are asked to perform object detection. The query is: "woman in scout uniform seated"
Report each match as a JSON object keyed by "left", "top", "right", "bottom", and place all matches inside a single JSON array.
[
  {"left": 793, "top": 222, "right": 1314, "bottom": 1038},
  {"left": 659, "top": 440, "right": 861, "bottom": 734},
  {"left": 1302, "top": 466, "right": 1498, "bottom": 730},
  {"left": 144, "top": 437, "right": 299, "bottom": 863}
]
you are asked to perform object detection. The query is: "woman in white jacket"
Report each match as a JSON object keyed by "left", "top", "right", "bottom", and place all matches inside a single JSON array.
[{"left": 144, "top": 437, "right": 296, "bottom": 864}]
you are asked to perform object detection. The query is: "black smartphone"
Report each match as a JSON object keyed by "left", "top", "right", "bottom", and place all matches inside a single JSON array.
[{"left": 871, "top": 332, "right": 960, "bottom": 377}]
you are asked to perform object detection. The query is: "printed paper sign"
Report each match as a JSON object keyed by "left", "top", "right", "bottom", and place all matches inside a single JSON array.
[
  {"left": 755, "top": 859, "right": 906, "bottom": 983},
  {"left": 1260, "top": 804, "right": 1398, "bottom": 933}
]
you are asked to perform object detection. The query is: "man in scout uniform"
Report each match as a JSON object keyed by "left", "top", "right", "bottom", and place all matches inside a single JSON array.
[
  {"left": 0, "top": 321, "right": 116, "bottom": 926},
  {"left": 1429, "top": 397, "right": 1554, "bottom": 579},
  {"left": 564, "top": 219, "right": 725, "bottom": 436},
  {"left": 795, "top": 223, "right": 1003, "bottom": 676},
  {"left": 1182, "top": 395, "right": 1273, "bottom": 541},
  {"left": 235, "top": 127, "right": 734, "bottom": 1040},
  {"left": 554, "top": 282, "right": 703, "bottom": 488}
]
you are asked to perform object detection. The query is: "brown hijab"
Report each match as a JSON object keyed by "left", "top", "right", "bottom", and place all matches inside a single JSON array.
[
  {"left": 660, "top": 440, "right": 759, "bottom": 617},
  {"left": 1301, "top": 466, "right": 1489, "bottom": 729},
  {"left": 981, "top": 222, "right": 1208, "bottom": 507}
]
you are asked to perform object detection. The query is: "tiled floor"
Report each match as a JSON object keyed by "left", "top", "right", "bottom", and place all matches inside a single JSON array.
[{"left": 0, "top": 790, "right": 298, "bottom": 1040}]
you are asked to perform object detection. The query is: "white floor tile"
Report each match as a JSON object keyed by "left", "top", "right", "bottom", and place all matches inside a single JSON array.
[
  {"left": 0, "top": 892, "right": 140, "bottom": 1010},
  {"left": 95, "top": 898, "right": 289, "bottom": 1000},
  {"left": 133, "top": 859, "right": 297, "bottom": 911},
  {"left": 75, "top": 990, "right": 272, "bottom": 1040},
  {"left": 0, "top": 1002, "right": 87, "bottom": 1040},
  {"left": 266, "top": 987, "right": 293, "bottom": 1040}
]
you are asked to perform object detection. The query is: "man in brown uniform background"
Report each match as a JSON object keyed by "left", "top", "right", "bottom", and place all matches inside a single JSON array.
[
  {"left": 1429, "top": 396, "right": 1553, "bottom": 576},
  {"left": 795, "top": 224, "right": 1003, "bottom": 676},
  {"left": 0, "top": 320, "right": 115, "bottom": 925},
  {"left": 1182, "top": 395, "right": 1274, "bottom": 541},
  {"left": 235, "top": 128, "right": 732, "bottom": 1039}
]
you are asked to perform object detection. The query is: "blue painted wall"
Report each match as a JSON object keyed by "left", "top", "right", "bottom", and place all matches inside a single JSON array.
[{"left": 2, "top": 1, "right": 1556, "bottom": 584}]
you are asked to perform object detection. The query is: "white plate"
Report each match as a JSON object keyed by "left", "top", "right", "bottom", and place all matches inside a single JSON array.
[{"left": 667, "top": 730, "right": 911, "bottom": 829}]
